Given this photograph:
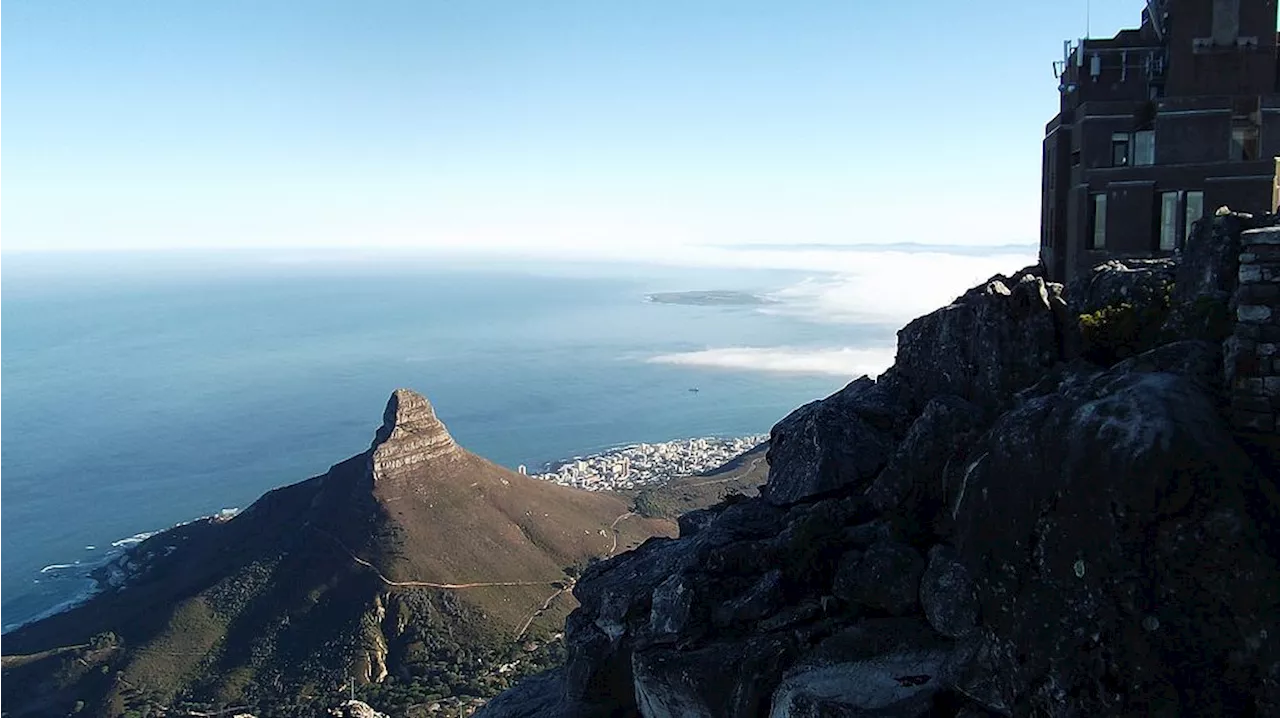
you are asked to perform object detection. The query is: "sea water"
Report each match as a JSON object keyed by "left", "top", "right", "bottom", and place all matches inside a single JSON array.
[{"left": 1, "top": 251, "right": 908, "bottom": 630}]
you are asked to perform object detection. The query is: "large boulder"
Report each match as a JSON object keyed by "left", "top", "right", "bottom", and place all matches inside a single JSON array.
[
  {"left": 953, "top": 354, "right": 1280, "bottom": 716},
  {"left": 865, "top": 394, "right": 984, "bottom": 539},
  {"left": 919, "top": 545, "right": 979, "bottom": 640},
  {"left": 1067, "top": 258, "right": 1175, "bottom": 318},
  {"left": 768, "top": 619, "right": 956, "bottom": 718},
  {"left": 1164, "top": 211, "right": 1277, "bottom": 342},
  {"left": 633, "top": 635, "right": 798, "bottom": 718},
  {"left": 832, "top": 540, "right": 926, "bottom": 616},
  {"left": 893, "top": 270, "right": 1064, "bottom": 415},
  {"left": 561, "top": 535, "right": 707, "bottom": 713},
  {"left": 763, "top": 377, "right": 898, "bottom": 506},
  {"left": 1065, "top": 259, "right": 1177, "bottom": 365},
  {"left": 471, "top": 670, "right": 566, "bottom": 718}
]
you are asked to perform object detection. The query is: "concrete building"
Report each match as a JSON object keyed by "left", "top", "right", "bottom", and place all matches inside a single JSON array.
[{"left": 1040, "top": 0, "right": 1280, "bottom": 284}]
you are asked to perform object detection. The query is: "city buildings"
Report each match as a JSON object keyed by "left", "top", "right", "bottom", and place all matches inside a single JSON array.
[
  {"left": 529, "top": 436, "right": 767, "bottom": 492},
  {"left": 1040, "top": 0, "right": 1280, "bottom": 284}
]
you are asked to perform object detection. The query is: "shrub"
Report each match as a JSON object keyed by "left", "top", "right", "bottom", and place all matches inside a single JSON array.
[
  {"left": 632, "top": 490, "right": 680, "bottom": 519},
  {"left": 1078, "top": 282, "right": 1173, "bottom": 366}
]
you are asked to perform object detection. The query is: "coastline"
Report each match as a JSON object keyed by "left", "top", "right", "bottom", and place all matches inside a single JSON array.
[
  {"left": 2, "top": 510, "right": 240, "bottom": 635},
  {"left": 3, "top": 436, "right": 768, "bottom": 635}
]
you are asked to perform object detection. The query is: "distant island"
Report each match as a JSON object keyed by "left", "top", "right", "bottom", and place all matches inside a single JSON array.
[{"left": 645, "top": 290, "right": 774, "bottom": 306}]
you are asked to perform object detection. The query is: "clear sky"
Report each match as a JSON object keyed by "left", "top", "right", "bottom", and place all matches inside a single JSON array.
[{"left": 3, "top": 1, "right": 1147, "bottom": 255}]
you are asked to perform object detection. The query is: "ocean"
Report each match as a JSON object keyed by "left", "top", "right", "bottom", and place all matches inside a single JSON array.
[{"left": 0, "top": 245, "right": 1032, "bottom": 631}]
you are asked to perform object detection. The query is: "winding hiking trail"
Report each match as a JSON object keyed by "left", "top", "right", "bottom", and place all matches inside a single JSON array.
[
  {"left": 514, "top": 583, "right": 573, "bottom": 641},
  {"left": 314, "top": 528, "right": 559, "bottom": 590},
  {"left": 606, "top": 511, "right": 636, "bottom": 557},
  {"left": 316, "top": 508, "right": 640, "bottom": 641},
  {"left": 513, "top": 509, "right": 636, "bottom": 639}
]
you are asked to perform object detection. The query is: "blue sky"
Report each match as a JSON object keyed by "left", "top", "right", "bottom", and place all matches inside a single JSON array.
[{"left": 3, "top": 1, "right": 1146, "bottom": 254}]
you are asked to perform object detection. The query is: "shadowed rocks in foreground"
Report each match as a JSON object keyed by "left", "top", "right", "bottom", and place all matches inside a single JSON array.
[{"left": 477, "top": 213, "right": 1280, "bottom": 718}]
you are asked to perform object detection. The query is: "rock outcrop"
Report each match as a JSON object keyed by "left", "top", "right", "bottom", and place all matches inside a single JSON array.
[
  {"left": 370, "top": 388, "right": 460, "bottom": 479},
  {"left": 329, "top": 700, "right": 390, "bottom": 718},
  {"left": 476, "top": 214, "right": 1280, "bottom": 718}
]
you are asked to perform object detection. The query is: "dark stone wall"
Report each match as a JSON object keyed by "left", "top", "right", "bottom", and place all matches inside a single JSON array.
[{"left": 1229, "top": 225, "right": 1280, "bottom": 433}]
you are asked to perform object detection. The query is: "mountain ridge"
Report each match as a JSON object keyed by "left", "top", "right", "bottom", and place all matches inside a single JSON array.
[{"left": 2, "top": 389, "right": 677, "bottom": 717}]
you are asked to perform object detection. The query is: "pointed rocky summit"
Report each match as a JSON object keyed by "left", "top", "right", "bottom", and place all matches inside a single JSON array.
[{"left": 370, "top": 388, "right": 459, "bottom": 479}]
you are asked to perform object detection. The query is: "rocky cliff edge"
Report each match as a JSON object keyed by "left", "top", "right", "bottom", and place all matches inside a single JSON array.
[{"left": 476, "top": 213, "right": 1280, "bottom": 718}]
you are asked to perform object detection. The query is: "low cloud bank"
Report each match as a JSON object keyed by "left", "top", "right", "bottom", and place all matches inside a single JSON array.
[
  {"left": 757, "top": 249, "right": 1038, "bottom": 327},
  {"left": 647, "top": 346, "right": 895, "bottom": 378}
]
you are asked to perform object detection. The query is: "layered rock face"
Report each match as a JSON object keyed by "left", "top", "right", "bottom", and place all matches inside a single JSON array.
[
  {"left": 370, "top": 387, "right": 460, "bottom": 479},
  {"left": 477, "top": 215, "right": 1280, "bottom": 718}
]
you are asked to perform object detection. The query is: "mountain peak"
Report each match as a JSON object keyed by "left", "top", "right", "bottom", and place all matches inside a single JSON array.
[{"left": 370, "top": 388, "right": 458, "bottom": 479}]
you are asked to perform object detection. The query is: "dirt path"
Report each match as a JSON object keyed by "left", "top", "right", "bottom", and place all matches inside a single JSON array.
[
  {"left": 316, "top": 515, "right": 638, "bottom": 643},
  {"left": 513, "top": 582, "right": 573, "bottom": 641},
  {"left": 607, "top": 511, "right": 636, "bottom": 557},
  {"left": 315, "top": 528, "right": 559, "bottom": 590}
]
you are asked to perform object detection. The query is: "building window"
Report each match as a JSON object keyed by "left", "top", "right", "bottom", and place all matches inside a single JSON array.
[
  {"left": 1230, "top": 122, "right": 1260, "bottom": 160},
  {"left": 1091, "top": 193, "right": 1108, "bottom": 249},
  {"left": 1111, "top": 133, "right": 1130, "bottom": 166},
  {"left": 1159, "top": 191, "right": 1179, "bottom": 250},
  {"left": 1231, "top": 125, "right": 1259, "bottom": 160},
  {"left": 1133, "top": 130, "right": 1155, "bottom": 165},
  {"left": 1185, "top": 191, "right": 1204, "bottom": 244}
]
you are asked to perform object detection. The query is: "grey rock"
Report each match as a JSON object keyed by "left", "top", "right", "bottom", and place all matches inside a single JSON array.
[
  {"left": 764, "top": 378, "right": 895, "bottom": 506},
  {"left": 678, "top": 507, "right": 720, "bottom": 537},
  {"left": 894, "top": 271, "right": 1062, "bottom": 415},
  {"left": 328, "top": 702, "right": 389, "bottom": 718},
  {"left": 711, "top": 569, "right": 784, "bottom": 627},
  {"left": 759, "top": 599, "right": 825, "bottom": 632},
  {"left": 648, "top": 574, "right": 693, "bottom": 641},
  {"left": 865, "top": 395, "right": 983, "bottom": 538},
  {"left": 717, "top": 500, "right": 788, "bottom": 540},
  {"left": 840, "top": 518, "right": 894, "bottom": 548},
  {"left": 768, "top": 619, "right": 955, "bottom": 718},
  {"left": 633, "top": 635, "right": 797, "bottom": 718},
  {"left": 1164, "top": 212, "right": 1276, "bottom": 341},
  {"left": 1110, "top": 339, "right": 1220, "bottom": 388},
  {"left": 833, "top": 541, "right": 925, "bottom": 615},
  {"left": 953, "top": 360, "right": 1278, "bottom": 716},
  {"left": 369, "top": 389, "right": 459, "bottom": 481},
  {"left": 919, "top": 545, "right": 978, "bottom": 639},
  {"left": 705, "top": 539, "right": 777, "bottom": 576},
  {"left": 1067, "top": 258, "right": 1175, "bottom": 319},
  {"left": 471, "top": 670, "right": 566, "bottom": 718}
]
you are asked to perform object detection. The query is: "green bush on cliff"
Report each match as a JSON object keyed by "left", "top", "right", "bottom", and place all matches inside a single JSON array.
[
  {"left": 1078, "top": 282, "right": 1174, "bottom": 366},
  {"left": 632, "top": 489, "right": 681, "bottom": 519}
]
